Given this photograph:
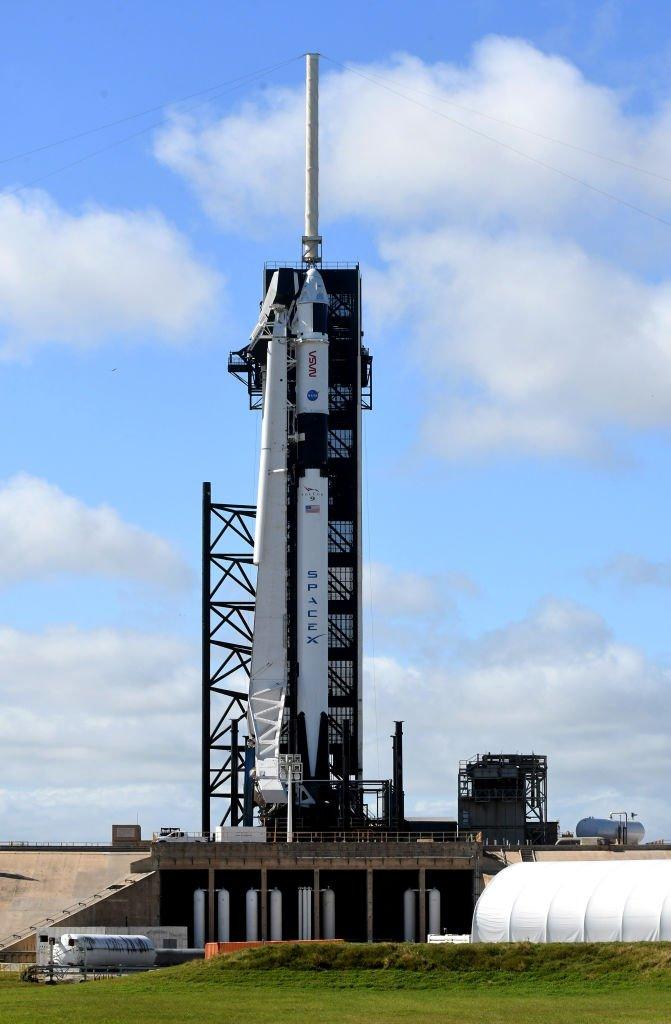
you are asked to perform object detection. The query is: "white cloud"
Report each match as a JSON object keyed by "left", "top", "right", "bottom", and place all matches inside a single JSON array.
[
  {"left": 154, "top": 38, "right": 671, "bottom": 232},
  {"left": 2, "top": 578, "right": 669, "bottom": 842},
  {"left": 364, "top": 596, "right": 671, "bottom": 839},
  {"left": 590, "top": 553, "right": 671, "bottom": 588},
  {"left": 154, "top": 38, "right": 671, "bottom": 459},
  {"left": 367, "top": 561, "right": 477, "bottom": 618},
  {"left": 369, "top": 228, "right": 671, "bottom": 458},
  {"left": 0, "top": 783, "right": 198, "bottom": 844},
  {"left": 0, "top": 191, "right": 221, "bottom": 356},
  {"left": 0, "top": 474, "right": 190, "bottom": 589},
  {"left": 0, "top": 625, "right": 199, "bottom": 839}
]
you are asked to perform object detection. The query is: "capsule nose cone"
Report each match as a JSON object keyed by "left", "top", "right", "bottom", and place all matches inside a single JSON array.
[{"left": 299, "top": 267, "right": 328, "bottom": 305}]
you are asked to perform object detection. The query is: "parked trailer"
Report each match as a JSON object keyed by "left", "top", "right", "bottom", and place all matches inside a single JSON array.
[{"left": 52, "top": 934, "right": 156, "bottom": 968}]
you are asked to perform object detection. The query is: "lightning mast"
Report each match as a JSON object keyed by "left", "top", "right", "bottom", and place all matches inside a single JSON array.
[{"left": 303, "top": 53, "right": 321, "bottom": 264}]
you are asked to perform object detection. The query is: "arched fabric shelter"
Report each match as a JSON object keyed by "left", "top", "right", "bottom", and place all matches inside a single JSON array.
[{"left": 472, "top": 860, "right": 671, "bottom": 943}]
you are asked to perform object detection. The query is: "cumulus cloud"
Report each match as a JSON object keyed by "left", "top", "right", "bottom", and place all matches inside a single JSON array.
[
  {"left": 363, "top": 596, "right": 671, "bottom": 838},
  {"left": 589, "top": 553, "right": 671, "bottom": 588},
  {"left": 154, "top": 37, "right": 671, "bottom": 232},
  {"left": 0, "top": 783, "right": 198, "bottom": 844},
  {"left": 0, "top": 474, "right": 190, "bottom": 589},
  {"left": 367, "top": 561, "right": 477, "bottom": 618},
  {"left": 0, "top": 625, "right": 199, "bottom": 839},
  {"left": 0, "top": 191, "right": 221, "bottom": 356},
  {"left": 369, "top": 228, "right": 671, "bottom": 458},
  {"left": 154, "top": 37, "right": 671, "bottom": 458}
]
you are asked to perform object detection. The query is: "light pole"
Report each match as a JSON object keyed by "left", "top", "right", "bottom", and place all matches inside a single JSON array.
[{"left": 279, "top": 754, "right": 303, "bottom": 843}]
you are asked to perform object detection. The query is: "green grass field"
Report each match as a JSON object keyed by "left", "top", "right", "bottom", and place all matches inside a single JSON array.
[{"left": 3, "top": 942, "right": 671, "bottom": 1023}]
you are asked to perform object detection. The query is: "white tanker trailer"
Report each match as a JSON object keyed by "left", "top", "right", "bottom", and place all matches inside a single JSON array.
[{"left": 52, "top": 934, "right": 156, "bottom": 969}]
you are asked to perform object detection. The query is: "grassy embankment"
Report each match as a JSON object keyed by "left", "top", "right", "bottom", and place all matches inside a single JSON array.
[{"left": 2, "top": 941, "right": 671, "bottom": 1023}]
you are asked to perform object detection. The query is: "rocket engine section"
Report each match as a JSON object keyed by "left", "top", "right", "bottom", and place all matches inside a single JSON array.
[{"left": 293, "top": 268, "right": 330, "bottom": 780}]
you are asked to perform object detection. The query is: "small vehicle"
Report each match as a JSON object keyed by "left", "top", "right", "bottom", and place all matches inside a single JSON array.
[{"left": 154, "top": 827, "right": 211, "bottom": 843}]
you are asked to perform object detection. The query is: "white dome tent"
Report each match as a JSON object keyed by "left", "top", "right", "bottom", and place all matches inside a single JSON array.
[{"left": 472, "top": 861, "right": 671, "bottom": 943}]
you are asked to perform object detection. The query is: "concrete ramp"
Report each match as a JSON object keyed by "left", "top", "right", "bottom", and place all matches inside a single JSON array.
[{"left": 0, "top": 849, "right": 153, "bottom": 950}]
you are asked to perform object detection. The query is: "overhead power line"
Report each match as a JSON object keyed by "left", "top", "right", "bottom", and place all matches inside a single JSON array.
[
  {"left": 325, "top": 58, "right": 671, "bottom": 188},
  {"left": 0, "top": 55, "right": 303, "bottom": 168},
  {"left": 1, "top": 54, "right": 303, "bottom": 198},
  {"left": 323, "top": 55, "right": 671, "bottom": 231}
]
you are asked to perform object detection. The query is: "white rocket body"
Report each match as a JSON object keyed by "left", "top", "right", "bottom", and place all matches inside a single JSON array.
[{"left": 293, "top": 269, "right": 330, "bottom": 778}]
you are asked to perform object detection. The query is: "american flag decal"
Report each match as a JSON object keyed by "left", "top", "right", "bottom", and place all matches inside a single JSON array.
[{"left": 305, "top": 504, "right": 320, "bottom": 514}]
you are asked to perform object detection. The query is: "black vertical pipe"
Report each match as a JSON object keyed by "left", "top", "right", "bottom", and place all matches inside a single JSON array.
[
  {"left": 393, "top": 720, "right": 405, "bottom": 826},
  {"left": 230, "top": 718, "right": 239, "bottom": 826},
  {"left": 243, "top": 742, "right": 255, "bottom": 826},
  {"left": 391, "top": 731, "right": 398, "bottom": 824},
  {"left": 201, "top": 482, "right": 212, "bottom": 834},
  {"left": 342, "top": 718, "right": 351, "bottom": 828}
]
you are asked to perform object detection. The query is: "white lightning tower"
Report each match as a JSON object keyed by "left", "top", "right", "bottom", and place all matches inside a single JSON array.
[{"left": 303, "top": 53, "right": 321, "bottom": 264}]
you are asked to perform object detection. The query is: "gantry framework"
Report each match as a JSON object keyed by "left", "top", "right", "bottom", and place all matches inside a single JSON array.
[
  {"left": 458, "top": 752, "right": 557, "bottom": 845},
  {"left": 201, "top": 490, "right": 256, "bottom": 830},
  {"left": 202, "top": 263, "right": 374, "bottom": 831}
]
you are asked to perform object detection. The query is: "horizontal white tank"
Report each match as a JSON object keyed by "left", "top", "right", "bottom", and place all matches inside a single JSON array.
[
  {"left": 576, "top": 817, "right": 645, "bottom": 845},
  {"left": 473, "top": 861, "right": 671, "bottom": 943},
  {"left": 52, "top": 934, "right": 155, "bottom": 968}
]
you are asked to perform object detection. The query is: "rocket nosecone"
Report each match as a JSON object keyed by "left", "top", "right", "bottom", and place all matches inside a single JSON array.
[{"left": 293, "top": 267, "right": 330, "bottom": 777}]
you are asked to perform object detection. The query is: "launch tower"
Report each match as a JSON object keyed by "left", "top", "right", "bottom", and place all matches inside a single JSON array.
[{"left": 202, "top": 55, "right": 398, "bottom": 833}]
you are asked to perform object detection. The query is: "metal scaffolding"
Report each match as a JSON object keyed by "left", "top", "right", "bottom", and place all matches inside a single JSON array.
[
  {"left": 201, "top": 485, "right": 255, "bottom": 832},
  {"left": 458, "top": 753, "right": 557, "bottom": 845}
]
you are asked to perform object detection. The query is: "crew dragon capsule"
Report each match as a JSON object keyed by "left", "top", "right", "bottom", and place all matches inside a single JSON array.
[{"left": 246, "top": 267, "right": 331, "bottom": 808}]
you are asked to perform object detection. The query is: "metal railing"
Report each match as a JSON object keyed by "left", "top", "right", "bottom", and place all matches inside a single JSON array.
[
  {"left": 149, "top": 829, "right": 477, "bottom": 845},
  {"left": 264, "top": 260, "right": 358, "bottom": 270},
  {"left": 265, "top": 830, "right": 468, "bottom": 844},
  {"left": 0, "top": 841, "right": 149, "bottom": 849},
  {"left": 0, "top": 877, "right": 140, "bottom": 951}
]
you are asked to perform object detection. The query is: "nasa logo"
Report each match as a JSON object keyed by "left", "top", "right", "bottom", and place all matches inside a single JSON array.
[
  {"left": 308, "top": 350, "right": 317, "bottom": 377},
  {"left": 307, "top": 389, "right": 318, "bottom": 401}
]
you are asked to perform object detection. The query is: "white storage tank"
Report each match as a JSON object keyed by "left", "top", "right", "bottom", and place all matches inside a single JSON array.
[
  {"left": 298, "top": 887, "right": 313, "bottom": 940},
  {"left": 473, "top": 861, "right": 671, "bottom": 943},
  {"left": 322, "top": 887, "right": 335, "bottom": 940},
  {"left": 246, "top": 888, "right": 259, "bottom": 941},
  {"left": 428, "top": 888, "right": 441, "bottom": 938},
  {"left": 270, "top": 888, "right": 283, "bottom": 941},
  {"left": 576, "top": 817, "right": 645, "bottom": 845},
  {"left": 403, "top": 888, "right": 416, "bottom": 942},
  {"left": 217, "top": 888, "right": 230, "bottom": 942},
  {"left": 52, "top": 934, "right": 155, "bottom": 968},
  {"left": 193, "top": 888, "right": 206, "bottom": 949}
]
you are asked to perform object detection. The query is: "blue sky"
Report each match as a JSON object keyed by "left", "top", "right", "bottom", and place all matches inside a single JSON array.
[{"left": 2, "top": 0, "right": 671, "bottom": 841}]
